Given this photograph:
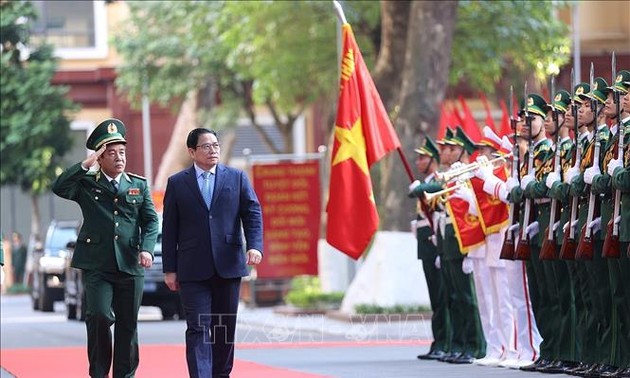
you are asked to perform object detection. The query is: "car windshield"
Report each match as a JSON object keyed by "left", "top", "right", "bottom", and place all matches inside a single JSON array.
[{"left": 46, "top": 227, "right": 77, "bottom": 256}]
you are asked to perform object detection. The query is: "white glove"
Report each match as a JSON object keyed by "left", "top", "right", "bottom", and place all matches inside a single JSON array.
[
  {"left": 434, "top": 256, "right": 441, "bottom": 269},
  {"left": 564, "top": 166, "right": 580, "bottom": 184},
  {"left": 587, "top": 217, "right": 601, "bottom": 234},
  {"left": 430, "top": 235, "right": 438, "bottom": 247},
  {"left": 410, "top": 220, "right": 418, "bottom": 237},
  {"left": 462, "top": 257, "right": 474, "bottom": 274},
  {"left": 476, "top": 155, "right": 490, "bottom": 166},
  {"left": 451, "top": 186, "right": 478, "bottom": 217},
  {"left": 583, "top": 166, "right": 600, "bottom": 185},
  {"left": 409, "top": 180, "right": 421, "bottom": 193},
  {"left": 545, "top": 171, "right": 561, "bottom": 189},
  {"left": 526, "top": 221, "right": 539, "bottom": 239},
  {"left": 450, "top": 162, "right": 464, "bottom": 171},
  {"left": 607, "top": 158, "right": 622, "bottom": 176},
  {"left": 520, "top": 174, "right": 535, "bottom": 190},
  {"left": 505, "top": 176, "right": 519, "bottom": 193},
  {"left": 614, "top": 215, "right": 621, "bottom": 225},
  {"left": 474, "top": 165, "right": 494, "bottom": 181}
]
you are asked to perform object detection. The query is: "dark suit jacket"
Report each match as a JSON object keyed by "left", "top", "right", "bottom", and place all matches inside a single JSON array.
[
  {"left": 161, "top": 164, "right": 263, "bottom": 281},
  {"left": 52, "top": 163, "right": 159, "bottom": 275}
]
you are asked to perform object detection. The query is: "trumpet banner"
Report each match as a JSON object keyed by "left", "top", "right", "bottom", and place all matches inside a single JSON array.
[
  {"left": 445, "top": 181, "right": 486, "bottom": 254},
  {"left": 471, "top": 166, "right": 509, "bottom": 235}
]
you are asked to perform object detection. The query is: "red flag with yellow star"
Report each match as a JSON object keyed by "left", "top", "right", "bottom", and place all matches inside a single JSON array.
[{"left": 326, "top": 23, "right": 401, "bottom": 260}]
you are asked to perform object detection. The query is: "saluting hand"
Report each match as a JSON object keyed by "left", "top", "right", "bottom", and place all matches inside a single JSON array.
[{"left": 81, "top": 145, "right": 106, "bottom": 170}]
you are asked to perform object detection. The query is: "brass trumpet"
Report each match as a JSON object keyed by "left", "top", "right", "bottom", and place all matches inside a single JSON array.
[
  {"left": 435, "top": 154, "right": 510, "bottom": 183},
  {"left": 423, "top": 183, "right": 465, "bottom": 203}
]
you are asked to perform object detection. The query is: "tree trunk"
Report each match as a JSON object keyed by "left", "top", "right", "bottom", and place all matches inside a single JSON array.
[
  {"left": 372, "top": 0, "right": 410, "bottom": 112},
  {"left": 379, "top": 0, "right": 458, "bottom": 231},
  {"left": 153, "top": 90, "right": 198, "bottom": 190}
]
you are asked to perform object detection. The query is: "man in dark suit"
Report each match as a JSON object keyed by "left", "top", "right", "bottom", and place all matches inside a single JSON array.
[
  {"left": 162, "top": 127, "right": 263, "bottom": 378},
  {"left": 52, "top": 118, "right": 159, "bottom": 378}
]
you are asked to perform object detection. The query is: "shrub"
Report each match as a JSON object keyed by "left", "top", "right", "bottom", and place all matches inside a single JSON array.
[{"left": 284, "top": 276, "right": 344, "bottom": 309}]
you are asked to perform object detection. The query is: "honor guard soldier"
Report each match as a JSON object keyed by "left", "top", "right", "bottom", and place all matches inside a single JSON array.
[
  {"left": 596, "top": 70, "right": 630, "bottom": 377},
  {"left": 409, "top": 136, "right": 452, "bottom": 361},
  {"left": 505, "top": 93, "right": 555, "bottom": 372},
  {"left": 52, "top": 118, "right": 159, "bottom": 378}
]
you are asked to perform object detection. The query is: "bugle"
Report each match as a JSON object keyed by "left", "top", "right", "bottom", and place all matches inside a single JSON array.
[
  {"left": 435, "top": 155, "right": 510, "bottom": 183},
  {"left": 423, "top": 183, "right": 465, "bottom": 203}
]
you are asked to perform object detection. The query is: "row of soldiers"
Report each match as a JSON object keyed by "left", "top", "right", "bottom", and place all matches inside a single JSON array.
[{"left": 408, "top": 68, "right": 630, "bottom": 377}]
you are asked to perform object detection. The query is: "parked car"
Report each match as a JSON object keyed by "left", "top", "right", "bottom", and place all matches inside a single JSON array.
[
  {"left": 64, "top": 218, "right": 184, "bottom": 321},
  {"left": 31, "top": 220, "right": 81, "bottom": 312}
]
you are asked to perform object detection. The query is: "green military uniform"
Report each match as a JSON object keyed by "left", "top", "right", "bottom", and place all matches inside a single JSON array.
[
  {"left": 509, "top": 94, "right": 556, "bottom": 369},
  {"left": 536, "top": 90, "right": 580, "bottom": 371},
  {"left": 568, "top": 79, "right": 616, "bottom": 373},
  {"left": 604, "top": 71, "right": 630, "bottom": 374},
  {"left": 52, "top": 118, "right": 159, "bottom": 378},
  {"left": 439, "top": 127, "right": 485, "bottom": 362},
  {"left": 410, "top": 136, "right": 452, "bottom": 359}
]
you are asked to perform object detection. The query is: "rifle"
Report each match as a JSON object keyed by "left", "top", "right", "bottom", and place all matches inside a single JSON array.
[
  {"left": 500, "top": 85, "right": 519, "bottom": 260},
  {"left": 603, "top": 52, "right": 622, "bottom": 258},
  {"left": 559, "top": 80, "right": 581, "bottom": 260},
  {"left": 540, "top": 76, "right": 560, "bottom": 260},
  {"left": 515, "top": 83, "right": 535, "bottom": 261},
  {"left": 576, "top": 63, "right": 599, "bottom": 260}
]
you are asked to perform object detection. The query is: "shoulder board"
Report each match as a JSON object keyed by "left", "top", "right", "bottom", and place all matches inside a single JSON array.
[{"left": 127, "top": 172, "right": 147, "bottom": 181}]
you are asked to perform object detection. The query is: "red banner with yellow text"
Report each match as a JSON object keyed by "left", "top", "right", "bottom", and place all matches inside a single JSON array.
[{"left": 253, "top": 161, "right": 320, "bottom": 278}]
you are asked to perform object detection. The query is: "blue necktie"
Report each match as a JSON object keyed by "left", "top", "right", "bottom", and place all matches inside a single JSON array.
[
  {"left": 110, "top": 179, "right": 118, "bottom": 193},
  {"left": 201, "top": 171, "right": 214, "bottom": 208}
]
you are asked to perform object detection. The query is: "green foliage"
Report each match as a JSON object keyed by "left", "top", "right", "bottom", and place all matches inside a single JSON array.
[
  {"left": 113, "top": 1, "right": 340, "bottom": 127},
  {"left": 0, "top": 1, "right": 79, "bottom": 194},
  {"left": 284, "top": 275, "right": 344, "bottom": 309},
  {"left": 354, "top": 304, "right": 430, "bottom": 314},
  {"left": 452, "top": 1, "right": 571, "bottom": 92}
]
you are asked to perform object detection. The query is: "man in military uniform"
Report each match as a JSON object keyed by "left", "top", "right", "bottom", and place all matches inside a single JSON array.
[
  {"left": 52, "top": 118, "right": 159, "bottom": 378},
  {"left": 564, "top": 79, "right": 615, "bottom": 377},
  {"left": 593, "top": 71, "right": 630, "bottom": 377},
  {"left": 505, "top": 93, "right": 555, "bottom": 372},
  {"left": 540, "top": 89, "right": 585, "bottom": 374},
  {"left": 608, "top": 77, "right": 630, "bottom": 378},
  {"left": 409, "top": 136, "right": 452, "bottom": 361}
]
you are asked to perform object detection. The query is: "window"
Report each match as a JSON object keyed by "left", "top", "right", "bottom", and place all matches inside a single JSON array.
[{"left": 30, "top": 0, "right": 108, "bottom": 59}]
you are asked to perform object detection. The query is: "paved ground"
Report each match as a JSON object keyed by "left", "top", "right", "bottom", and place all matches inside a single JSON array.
[{"left": 1, "top": 295, "right": 546, "bottom": 377}]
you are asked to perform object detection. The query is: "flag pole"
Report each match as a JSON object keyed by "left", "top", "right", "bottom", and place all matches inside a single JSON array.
[
  {"left": 333, "top": 0, "right": 347, "bottom": 24},
  {"left": 333, "top": 0, "right": 414, "bottom": 183}
]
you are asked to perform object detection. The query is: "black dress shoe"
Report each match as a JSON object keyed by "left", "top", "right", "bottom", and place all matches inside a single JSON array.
[
  {"left": 520, "top": 358, "right": 552, "bottom": 372},
  {"left": 450, "top": 352, "right": 474, "bottom": 364},
  {"left": 587, "top": 364, "right": 619, "bottom": 378},
  {"left": 599, "top": 366, "right": 627, "bottom": 378},
  {"left": 539, "top": 360, "right": 581, "bottom": 374},
  {"left": 439, "top": 352, "right": 461, "bottom": 363},
  {"left": 566, "top": 363, "right": 593, "bottom": 376},
  {"left": 417, "top": 350, "right": 447, "bottom": 360},
  {"left": 573, "top": 363, "right": 601, "bottom": 377}
]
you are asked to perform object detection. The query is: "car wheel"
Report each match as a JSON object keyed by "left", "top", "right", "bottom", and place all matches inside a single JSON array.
[
  {"left": 31, "top": 272, "right": 41, "bottom": 311},
  {"left": 66, "top": 301, "right": 77, "bottom": 320},
  {"left": 39, "top": 276, "right": 54, "bottom": 312},
  {"left": 161, "top": 300, "right": 184, "bottom": 321}
]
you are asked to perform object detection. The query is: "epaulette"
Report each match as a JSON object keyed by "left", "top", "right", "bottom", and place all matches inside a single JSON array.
[{"left": 127, "top": 172, "right": 147, "bottom": 181}]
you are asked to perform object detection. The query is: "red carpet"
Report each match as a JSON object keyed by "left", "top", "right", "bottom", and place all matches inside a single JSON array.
[{"left": 1, "top": 345, "right": 331, "bottom": 378}]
